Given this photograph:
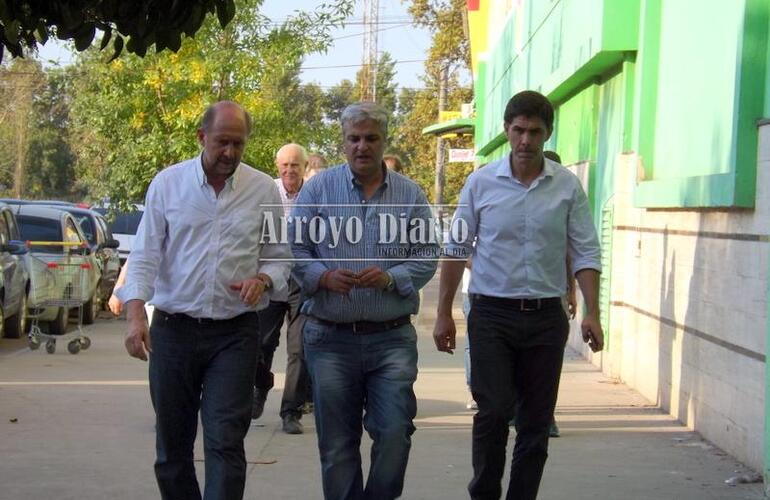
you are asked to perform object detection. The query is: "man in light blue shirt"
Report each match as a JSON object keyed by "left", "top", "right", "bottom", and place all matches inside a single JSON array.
[
  {"left": 290, "top": 102, "right": 438, "bottom": 500},
  {"left": 119, "top": 101, "right": 292, "bottom": 500},
  {"left": 434, "top": 90, "right": 602, "bottom": 500}
]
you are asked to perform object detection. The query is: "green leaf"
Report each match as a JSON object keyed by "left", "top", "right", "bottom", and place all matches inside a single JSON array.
[
  {"left": 108, "top": 35, "right": 123, "bottom": 62},
  {"left": 100, "top": 28, "right": 112, "bottom": 50},
  {"left": 34, "top": 21, "right": 49, "bottom": 44},
  {"left": 74, "top": 23, "right": 96, "bottom": 52},
  {"left": 216, "top": 0, "right": 236, "bottom": 29}
]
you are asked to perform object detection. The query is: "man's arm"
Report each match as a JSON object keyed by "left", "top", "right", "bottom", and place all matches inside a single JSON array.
[
  {"left": 575, "top": 269, "right": 602, "bottom": 352},
  {"left": 288, "top": 180, "right": 329, "bottom": 295},
  {"left": 432, "top": 259, "right": 465, "bottom": 354},
  {"left": 117, "top": 177, "right": 166, "bottom": 361},
  {"left": 382, "top": 191, "right": 439, "bottom": 297}
]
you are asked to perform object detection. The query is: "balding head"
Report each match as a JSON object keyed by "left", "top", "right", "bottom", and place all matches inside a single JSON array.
[
  {"left": 200, "top": 100, "right": 252, "bottom": 135},
  {"left": 275, "top": 143, "right": 308, "bottom": 194}
]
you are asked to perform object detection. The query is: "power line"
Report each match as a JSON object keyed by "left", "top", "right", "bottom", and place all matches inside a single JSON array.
[{"left": 301, "top": 59, "right": 425, "bottom": 70}]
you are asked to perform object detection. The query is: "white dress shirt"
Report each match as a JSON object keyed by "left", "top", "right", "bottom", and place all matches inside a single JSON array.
[
  {"left": 444, "top": 156, "right": 600, "bottom": 299},
  {"left": 118, "top": 156, "right": 293, "bottom": 319}
]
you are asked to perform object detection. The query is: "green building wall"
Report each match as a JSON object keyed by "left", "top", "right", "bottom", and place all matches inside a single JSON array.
[{"left": 471, "top": 0, "right": 770, "bottom": 480}]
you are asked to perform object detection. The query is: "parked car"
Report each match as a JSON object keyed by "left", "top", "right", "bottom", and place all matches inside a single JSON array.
[
  {"left": 13, "top": 205, "right": 102, "bottom": 333},
  {"left": 93, "top": 204, "right": 144, "bottom": 265},
  {"left": 2, "top": 200, "right": 121, "bottom": 310},
  {"left": 0, "top": 203, "right": 30, "bottom": 339}
]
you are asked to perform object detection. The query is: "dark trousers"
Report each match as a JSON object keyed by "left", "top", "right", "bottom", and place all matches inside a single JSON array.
[
  {"left": 254, "top": 280, "right": 309, "bottom": 418},
  {"left": 467, "top": 295, "right": 569, "bottom": 500},
  {"left": 149, "top": 310, "right": 259, "bottom": 500}
]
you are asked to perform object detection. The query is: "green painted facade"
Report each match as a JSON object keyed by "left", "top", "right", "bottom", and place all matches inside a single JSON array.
[
  {"left": 475, "top": 0, "right": 769, "bottom": 209},
  {"left": 471, "top": 0, "right": 769, "bottom": 479}
]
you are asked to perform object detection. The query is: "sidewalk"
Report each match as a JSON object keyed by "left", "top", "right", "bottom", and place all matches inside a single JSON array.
[{"left": 0, "top": 279, "right": 764, "bottom": 499}]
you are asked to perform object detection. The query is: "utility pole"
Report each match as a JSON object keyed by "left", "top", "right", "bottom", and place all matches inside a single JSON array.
[
  {"left": 361, "top": 0, "right": 379, "bottom": 101},
  {"left": 434, "top": 65, "right": 448, "bottom": 226}
]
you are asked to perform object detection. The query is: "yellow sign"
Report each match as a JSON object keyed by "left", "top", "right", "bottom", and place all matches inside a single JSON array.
[{"left": 439, "top": 111, "right": 462, "bottom": 122}]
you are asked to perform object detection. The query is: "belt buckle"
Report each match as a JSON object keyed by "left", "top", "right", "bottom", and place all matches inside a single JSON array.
[
  {"left": 351, "top": 322, "right": 359, "bottom": 333},
  {"left": 520, "top": 299, "right": 540, "bottom": 312}
]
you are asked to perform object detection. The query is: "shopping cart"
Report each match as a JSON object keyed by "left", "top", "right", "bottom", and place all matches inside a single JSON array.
[{"left": 26, "top": 241, "right": 93, "bottom": 355}]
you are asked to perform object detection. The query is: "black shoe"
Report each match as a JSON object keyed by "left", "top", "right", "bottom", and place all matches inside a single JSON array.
[
  {"left": 282, "top": 414, "right": 303, "bottom": 434},
  {"left": 252, "top": 389, "right": 267, "bottom": 420}
]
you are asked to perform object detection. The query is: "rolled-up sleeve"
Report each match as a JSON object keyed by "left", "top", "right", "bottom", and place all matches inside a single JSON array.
[
  {"left": 258, "top": 183, "right": 294, "bottom": 301},
  {"left": 289, "top": 180, "right": 328, "bottom": 296},
  {"left": 116, "top": 177, "right": 166, "bottom": 303},
  {"left": 442, "top": 177, "right": 477, "bottom": 261},
  {"left": 567, "top": 182, "right": 601, "bottom": 274},
  {"left": 386, "top": 189, "right": 439, "bottom": 296}
]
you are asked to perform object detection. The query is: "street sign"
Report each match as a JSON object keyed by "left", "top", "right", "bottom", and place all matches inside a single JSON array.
[{"left": 448, "top": 149, "right": 475, "bottom": 162}]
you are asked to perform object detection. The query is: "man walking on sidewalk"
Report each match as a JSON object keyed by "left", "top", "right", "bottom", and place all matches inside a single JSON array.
[
  {"left": 433, "top": 90, "right": 603, "bottom": 500},
  {"left": 252, "top": 143, "right": 311, "bottom": 435},
  {"left": 119, "top": 101, "right": 292, "bottom": 500},
  {"left": 290, "top": 102, "right": 439, "bottom": 499}
]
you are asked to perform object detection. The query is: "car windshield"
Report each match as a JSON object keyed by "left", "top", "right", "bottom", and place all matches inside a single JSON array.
[
  {"left": 97, "top": 210, "right": 143, "bottom": 235},
  {"left": 16, "top": 215, "right": 64, "bottom": 253},
  {"left": 74, "top": 215, "right": 96, "bottom": 245}
]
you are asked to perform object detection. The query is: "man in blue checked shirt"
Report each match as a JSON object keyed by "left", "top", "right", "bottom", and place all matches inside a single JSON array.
[
  {"left": 290, "top": 101, "right": 439, "bottom": 500},
  {"left": 434, "top": 90, "right": 603, "bottom": 500}
]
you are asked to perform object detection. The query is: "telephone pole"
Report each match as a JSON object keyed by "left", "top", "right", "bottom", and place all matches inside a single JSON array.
[{"left": 361, "top": 0, "right": 379, "bottom": 101}]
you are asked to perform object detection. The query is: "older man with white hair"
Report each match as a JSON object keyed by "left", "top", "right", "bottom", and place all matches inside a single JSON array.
[{"left": 252, "top": 143, "right": 311, "bottom": 435}]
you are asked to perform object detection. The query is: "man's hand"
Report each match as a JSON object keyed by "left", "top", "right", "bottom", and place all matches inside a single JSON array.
[
  {"left": 581, "top": 314, "right": 604, "bottom": 352},
  {"left": 433, "top": 314, "right": 457, "bottom": 354},
  {"left": 356, "top": 266, "right": 389, "bottom": 289},
  {"left": 108, "top": 293, "right": 123, "bottom": 316},
  {"left": 229, "top": 275, "right": 268, "bottom": 306},
  {"left": 567, "top": 291, "right": 577, "bottom": 319},
  {"left": 320, "top": 269, "right": 358, "bottom": 294},
  {"left": 125, "top": 300, "right": 151, "bottom": 361}
]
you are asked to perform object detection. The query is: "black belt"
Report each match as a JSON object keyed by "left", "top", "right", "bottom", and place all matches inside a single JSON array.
[
  {"left": 313, "top": 315, "right": 411, "bottom": 334},
  {"left": 472, "top": 295, "right": 561, "bottom": 312},
  {"left": 155, "top": 309, "right": 255, "bottom": 325}
]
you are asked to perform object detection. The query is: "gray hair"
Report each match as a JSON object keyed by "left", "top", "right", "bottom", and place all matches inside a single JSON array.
[
  {"left": 275, "top": 143, "right": 309, "bottom": 162},
  {"left": 340, "top": 102, "right": 389, "bottom": 138}
]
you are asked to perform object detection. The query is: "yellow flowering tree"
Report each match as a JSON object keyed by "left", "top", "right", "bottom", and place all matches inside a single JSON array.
[{"left": 69, "top": 0, "right": 352, "bottom": 207}]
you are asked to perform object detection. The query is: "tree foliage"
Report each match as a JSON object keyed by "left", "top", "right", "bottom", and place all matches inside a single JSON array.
[
  {"left": 68, "top": 0, "right": 352, "bottom": 208},
  {"left": 0, "top": 0, "right": 240, "bottom": 63},
  {"left": 397, "top": 0, "right": 473, "bottom": 204}
]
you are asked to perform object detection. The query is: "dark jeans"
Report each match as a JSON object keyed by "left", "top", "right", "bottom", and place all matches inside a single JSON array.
[
  {"left": 254, "top": 280, "right": 309, "bottom": 417},
  {"left": 467, "top": 295, "right": 568, "bottom": 500},
  {"left": 149, "top": 310, "right": 259, "bottom": 500},
  {"left": 303, "top": 318, "right": 418, "bottom": 500}
]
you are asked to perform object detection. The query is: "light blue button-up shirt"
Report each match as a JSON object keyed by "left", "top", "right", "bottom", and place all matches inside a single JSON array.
[
  {"left": 290, "top": 164, "right": 439, "bottom": 323},
  {"left": 118, "top": 156, "right": 293, "bottom": 319},
  {"left": 444, "top": 156, "right": 600, "bottom": 299}
]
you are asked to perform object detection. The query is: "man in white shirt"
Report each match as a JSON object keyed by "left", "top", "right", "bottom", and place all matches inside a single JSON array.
[
  {"left": 434, "top": 91, "right": 602, "bottom": 500},
  {"left": 118, "top": 101, "right": 292, "bottom": 500},
  {"left": 252, "top": 143, "right": 310, "bottom": 435}
]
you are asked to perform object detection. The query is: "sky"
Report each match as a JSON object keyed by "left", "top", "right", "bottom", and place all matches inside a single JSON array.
[{"left": 37, "top": 0, "right": 433, "bottom": 91}]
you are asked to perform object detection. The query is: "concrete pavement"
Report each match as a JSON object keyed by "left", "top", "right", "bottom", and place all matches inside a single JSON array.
[{"left": 0, "top": 280, "right": 764, "bottom": 499}]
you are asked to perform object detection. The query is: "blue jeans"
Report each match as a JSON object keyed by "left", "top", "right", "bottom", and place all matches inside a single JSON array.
[
  {"left": 149, "top": 311, "right": 259, "bottom": 500},
  {"left": 303, "top": 318, "right": 418, "bottom": 500}
]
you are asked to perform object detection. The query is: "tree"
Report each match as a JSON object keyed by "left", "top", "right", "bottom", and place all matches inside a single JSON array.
[
  {"left": 0, "top": 58, "right": 45, "bottom": 196},
  {"left": 24, "top": 67, "right": 81, "bottom": 199},
  {"left": 68, "top": 0, "right": 353, "bottom": 208},
  {"left": 396, "top": 0, "right": 473, "bottom": 204},
  {"left": 0, "top": 0, "right": 240, "bottom": 63}
]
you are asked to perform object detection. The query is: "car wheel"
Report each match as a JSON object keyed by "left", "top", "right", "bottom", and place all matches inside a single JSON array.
[
  {"left": 48, "top": 306, "right": 69, "bottom": 335},
  {"left": 4, "top": 292, "right": 27, "bottom": 339},
  {"left": 82, "top": 295, "right": 96, "bottom": 325}
]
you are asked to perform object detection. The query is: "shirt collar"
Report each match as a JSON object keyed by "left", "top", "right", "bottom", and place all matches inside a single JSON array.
[
  {"left": 345, "top": 163, "right": 390, "bottom": 191},
  {"left": 196, "top": 154, "right": 239, "bottom": 191},
  {"left": 496, "top": 154, "right": 556, "bottom": 182}
]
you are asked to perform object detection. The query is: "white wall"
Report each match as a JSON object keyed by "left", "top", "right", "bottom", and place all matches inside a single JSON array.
[{"left": 567, "top": 123, "right": 770, "bottom": 471}]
